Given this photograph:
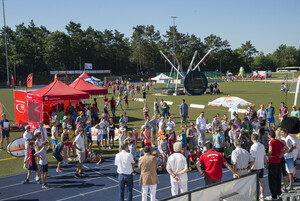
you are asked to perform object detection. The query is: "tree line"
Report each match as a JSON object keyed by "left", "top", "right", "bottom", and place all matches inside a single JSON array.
[{"left": 0, "top": 20, "right": 300, "bottom": 85}]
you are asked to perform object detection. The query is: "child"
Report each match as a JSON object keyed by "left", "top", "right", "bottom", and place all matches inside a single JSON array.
[
  {"left": 140, "top": 125, "right": 146, "bottom": 147},
  {"left": 194, "top": 145, "right": 202, "bottom": 161},
  {"left": 35, "top": 141, "right": 49, "bottom": 188},
  {"left": 85, "top": 121, "right": 92, "bottom": 151},
  {"left": 61, "top": 128, "right": 71, "bottom": 164},
  {"left": 73, "top": 128, "right": 86, "bottom": 178},
  {"left": 214, "top": 126, "right": 225, "bottom": 153},
  {"left": 188, "top": 148, "right": 197, "bottom": 170},
  {"left": 53, "top": 137, "right": 69, "bottom": 172},
  {"left": 228, "top": 124, "right": 237, "bottom": 148},
  {"left": 22, "top": 142, "right": 41, "bottom": 184},
  {"left": 152, "top": 151, "right": 163, "bottom": 172},
  {"left": 51, "top": 121, "right": 58, "bottom": 150},
  {"left": 143, "top": 125, "right": 151, "bottom": 147},
  {"left": 180, "top": 128, "right": 188, "bottom": 155},
  {"left": 89, "top": 150, "right": 102, "bottom": 165},
  {"left": 133, "top": 128, "right": 139, "bottom": 146},
  {"left": 129, "top": 139, "right": 137, "bottom": 174},
  {"left": 224, "top": 141, "right": 233, "bottom": 164},
  {"left": 139, "top": 148, "right": 144, "bottom": 158},
  {"left": 108, "top": 118, "right": 115, "bottom": 149},
  {"left": 158, "top": 135, "right": 168, "bottom": 168},
  {"left": 168, "top": 131, "right": 176, "bottom": 154},
  {"left": 118, "top": 125, "right": 126, "bottom": 151}
]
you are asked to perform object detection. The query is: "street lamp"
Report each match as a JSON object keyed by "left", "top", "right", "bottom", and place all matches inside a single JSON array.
[{"left": 2, "top": 0, "right": 9, "bottom": 86}]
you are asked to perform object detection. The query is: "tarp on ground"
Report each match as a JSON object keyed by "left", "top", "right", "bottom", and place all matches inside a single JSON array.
[
  {"left": 151, "top": 73, "right": 173, "bottom": 81},
  {"left": 69, "top": 78, "right": 108, "bottom": 95},
  {"left": 27, "top": 79, "right": 89, "bottom": 102}
]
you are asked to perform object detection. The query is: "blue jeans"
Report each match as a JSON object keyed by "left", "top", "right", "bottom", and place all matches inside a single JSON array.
[{"left": 118, "top": 174, "right": 133, "bottom": 201}]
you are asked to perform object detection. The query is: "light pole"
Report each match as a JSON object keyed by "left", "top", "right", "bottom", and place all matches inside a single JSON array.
[
  {"left": 2, "top": 0, "right": 9, "bottom": 86},
  {"left": 171, "top": 16, "right": 177, "bottom": 78}
]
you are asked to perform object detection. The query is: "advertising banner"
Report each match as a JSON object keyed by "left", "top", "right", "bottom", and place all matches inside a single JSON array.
[
  {"left": 6, "top": 137, "right": 26, "bottom": 157},
  {"left": 14, "top": 90, "right": 28, "bottom": 126}
]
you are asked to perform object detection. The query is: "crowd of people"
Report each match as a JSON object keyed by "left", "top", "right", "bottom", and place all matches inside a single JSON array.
[{"left": 1, "top": 81, "right": 299, "bottom": 200}]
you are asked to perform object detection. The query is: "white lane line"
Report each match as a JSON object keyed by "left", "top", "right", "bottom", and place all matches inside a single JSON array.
[{"left": 0, "top": 171, "right": 74, "bottom": 190}]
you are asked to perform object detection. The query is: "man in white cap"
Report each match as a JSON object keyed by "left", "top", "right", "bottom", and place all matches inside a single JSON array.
[{"left": 166, "top": 142, "right": 189, "bottom": 196}]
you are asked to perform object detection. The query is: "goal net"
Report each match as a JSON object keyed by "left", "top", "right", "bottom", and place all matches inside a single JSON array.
[{"left": 104, "top": 76, "right": 122, "bottom": 84}]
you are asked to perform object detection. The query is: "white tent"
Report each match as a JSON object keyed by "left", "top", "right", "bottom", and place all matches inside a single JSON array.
[
  {"left": 208, "top": 96, "right": 252, "bottom": 108},
  {"left": 91, "top": 76, "right": 101, "bottom": 82},
  {"left": 151, "top": 73, "right": 173, "bottom": 81}
]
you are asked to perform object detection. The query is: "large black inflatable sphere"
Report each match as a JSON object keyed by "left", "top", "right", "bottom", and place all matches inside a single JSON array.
[
  {"left": 281, "top": 117, "right": 300, "bottom": 134},
  {"left": 184, "top": 71, "right": 208, "bottom": 95}
]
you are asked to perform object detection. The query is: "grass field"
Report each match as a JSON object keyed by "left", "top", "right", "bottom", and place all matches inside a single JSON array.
[{"left": 0, "top": 81, "right": 298, "bottom": 177}]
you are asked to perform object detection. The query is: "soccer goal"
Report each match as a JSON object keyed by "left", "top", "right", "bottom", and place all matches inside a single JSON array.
[{"left": 104, "top": 76, "right": 122, "bottom": 84}]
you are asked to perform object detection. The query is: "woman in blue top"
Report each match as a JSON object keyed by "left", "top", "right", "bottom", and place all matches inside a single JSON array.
[{"left": 180, "top": 128, "right": 188, "bottom": 155}]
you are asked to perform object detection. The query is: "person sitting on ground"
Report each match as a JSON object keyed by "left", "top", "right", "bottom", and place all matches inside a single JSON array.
[{"left": 188, "top": 148, "right": 197, "bottom": 171}]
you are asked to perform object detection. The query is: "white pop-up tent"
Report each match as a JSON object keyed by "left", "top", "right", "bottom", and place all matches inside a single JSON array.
[{"left": 151, "top": 73, "right": 173, "bottom": 81}]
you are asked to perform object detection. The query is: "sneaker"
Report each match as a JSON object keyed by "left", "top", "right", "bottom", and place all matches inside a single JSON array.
[
  {"left": 22, "top": 179, "right": 29, "bottom": 184},
  {"left": 264, "top": 196, "right": 274, "bottom": 200},
  {"left": 259, "top": 195, "right": 264, "bottom": 201},
  {"left": 63, "top": 160, "right": 69, "bottom": 165},
  {"left": 286, "top": 185, "right": 293, "bottom": 191},
  {"left": 23, "top": 166, "right": 28, "bottom": 170},
  {"left": 281, "top": 186, "right": 286, "bottom": 192},
  {"left": 189, "top": 167, "right": 192, "bottom": 171},
  {"left": 192, "top": 165, "right": 195, "bottom": 169},
  {"left": 37, "top": 179, "right": 42, "bottom": 184},
  {"left": 79, "top": 172, "right": 86, "bottom": 177},
  {"left": 68, "top": 158, "right": 72, "bottom": 161},
  {"left": 56, "top": 168, "right": 63, "bottom": 172},
  {"left": 74, "top": 173, "right": 81, "bottom": 179},
  {"left": 35, "top": 176, "right": 40, "bottom": 181}
]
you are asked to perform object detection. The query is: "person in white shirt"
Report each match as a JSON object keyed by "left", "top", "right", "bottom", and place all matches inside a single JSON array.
[
  {"left": 257, "top": 104, "right": 267, "bottom": 125},
  {"left": 250, "top": 133, "right": 267, "bottom": 200},
  {"left": 166, "top": 142, "right": 189, "bottom": 196},
  {"left": 281, "top": 128, "right": 297, "bottom": 189},
  {"left": 114, "top": 142, "right": 135, "bottom": 201},
  {"left": 23, "top": 125, "right": 33, "bottom": 169},
  {"left": 196, "top": 112, "right": 206, "bottom": 148},
  {"left": 85, "top": 106, "right": 92, "bottom": 123},
  {"left": 34, "top": 121, "right": 48, "bottom": 142},
  {"left": 73, "top": 128, "right": 86, "bottom": 178},
  {"left": 231, "top": 139, "right": 254, "bottom": 178},
  {"left": 251, "top": 117, "right": 261, "bottom": 133},
  {"left": 51, "top": 121, "right": 59, "bottom": 150},
  {"left": 228, "top": 125, "right": 237, "bottom": 146},
  {"left": 158, "top": 117, "right": 165, "bottom": 132}
]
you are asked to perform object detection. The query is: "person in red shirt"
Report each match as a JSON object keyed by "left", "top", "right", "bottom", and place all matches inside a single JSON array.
[
  {"left": 168, "top": 131, "right": 176, "bottom": 154},
  {"left": 109, "top": 97, "right": 116, "bottom": 118},
  {"left": 196, "top": 141, "right": 239, "bottom": 186},
  {"left": 188, "top": 148, "right": 197, "bottom": 170},
  {"left": 267, "top": 130, "right": 288, "bottom": 200},
  {"left": 279, "top": 102, "right": 289, "bottom": 122},
  {"left": 103, "top": 96, "right": 108, "bottom": 104}
]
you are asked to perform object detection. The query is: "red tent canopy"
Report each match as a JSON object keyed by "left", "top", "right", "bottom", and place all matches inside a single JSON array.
[
  {"left": 78, "top": 72, "right": 91, "bottom": 79},
  {"left": 69, "top": 78, "right": 108, "bottom": 95},
  {"left": 27, "top": 79, "right": 90, "bottom": 102}
]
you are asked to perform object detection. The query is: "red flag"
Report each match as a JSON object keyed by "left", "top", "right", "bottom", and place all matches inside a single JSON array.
[
  {"left": 11, "top": 74, "right": 15, "bottom": 87},
  {"left": 27, "top": 73, "right": 33, "bottom": 88},
  {"left": 54, "top": 73, "right": 58, "bottom": 80}
]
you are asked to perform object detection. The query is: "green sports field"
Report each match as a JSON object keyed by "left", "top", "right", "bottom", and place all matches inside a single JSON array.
[{"left": 0, "top": 81, "right": 298, "bottom": 177}]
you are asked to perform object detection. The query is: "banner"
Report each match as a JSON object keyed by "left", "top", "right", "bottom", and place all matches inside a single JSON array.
[
  {"left": 14, "top": 90, "right": 28, "bottom": 126},
  {"left": 27, "top": 73, "right": 33, "bottom": 88},
  {"left": 6, "top": 137, "right": 26, "bottom": 157},
  {"left": 294, "top": 75, "right": 300, "bottom": 106},
  {"left": 84, "top": 63, "right": 93, "bottom": 70},
  {"left": 11, "top": 74, "right": 15, "bottom": 87}
]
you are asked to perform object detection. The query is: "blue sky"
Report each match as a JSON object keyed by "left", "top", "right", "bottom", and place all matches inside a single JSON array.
[{"left": 3, "top": 0, "right": 300, "bottom": 54}]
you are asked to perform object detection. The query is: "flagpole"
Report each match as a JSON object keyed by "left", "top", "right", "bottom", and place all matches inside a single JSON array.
[{"left": 2, "top": 0, "right": 9, "bottom": 86}]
